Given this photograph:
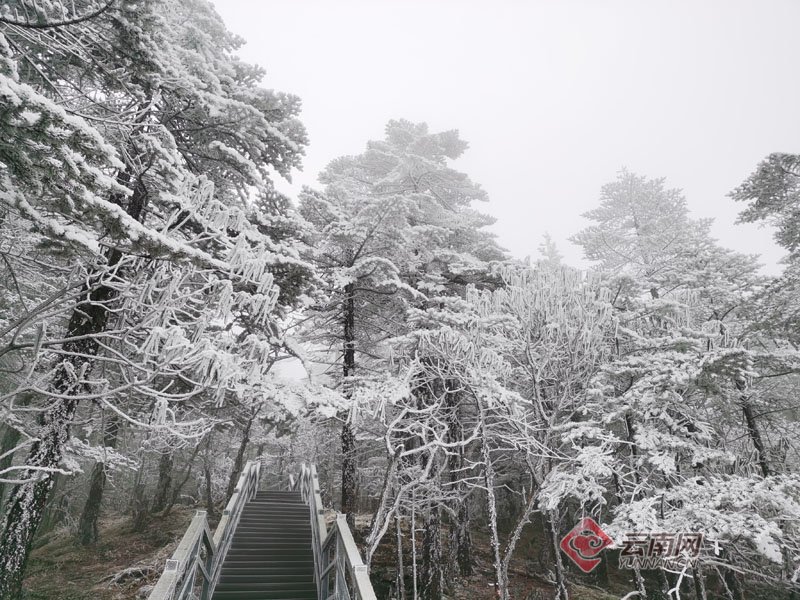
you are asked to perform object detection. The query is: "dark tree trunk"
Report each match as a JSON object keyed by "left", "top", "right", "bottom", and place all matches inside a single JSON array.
[
  {"left": 445, "top": 385, "right": 472, "bottom": 577},
  {"left": 77, "top": 416, "right": 120, "bottom": 545},
  {"left": 203, "top": 437, "right": 217, "bottom": 519},
  {"left": 0, "top": 396, "right": 79, "bottom": 599},
  {"left": 722, "top": 566, "right": 746, "bottom": 600},
  {"left": 0, "top": 394, "right": 32, "bottom": 509},
  {"left": 546, "top": 511, "right": 570, "bottom": 600},
  {"left": 225, "top": 413, "right": 255, "bottom": 499},
  {"left": 131, "top": 457, "right": 150, "bottom": 533},
  {"left": 341, "top": 282, "right": 357, "bottom": 527},
  {"left": 452, "top": 500, "right": 472, "bottom": 577},
  {"left": 692, "top": 564, "right": 707, "bottom": 600},
  {"left": 37, "top": 474, "right": 68, "bottom": 537},
  {"left": 163, "top": 442, "right": 203, "bottom": 516},
  {"left": 419, "top": 504, "right": 443, "bottom": 600},
  {"left": 737, "top": 378, "right": 770, "bottom": 477},
  {"left": 151, "top": 451, "right": 174, "bottom": 514},
  {"left": 0, "top": 425, "right": 21, "bottom": 509},
  {"left": 656, "top": 568, "right": 672, "bottom": 600},
  {"left": 395, "top": 513, "right": 406, "bottom": 600},
  {"left": 340, "top": 421, "right": 357, "bottom": 526},
  {"left": 0, "top": 176, "right": 146, "bottom": 599}
]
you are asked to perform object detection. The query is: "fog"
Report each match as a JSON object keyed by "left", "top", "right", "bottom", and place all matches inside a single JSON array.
[{"left": 211, "top": 0, "right": 800, "bottom": 272}]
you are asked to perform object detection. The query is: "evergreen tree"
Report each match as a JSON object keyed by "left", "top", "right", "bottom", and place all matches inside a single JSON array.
[
  {"left": 298, "top": 119, "right": 503, "bottom": 531},
  {"left": 0, "top": 0, "right": 312, "bottom": 594}
]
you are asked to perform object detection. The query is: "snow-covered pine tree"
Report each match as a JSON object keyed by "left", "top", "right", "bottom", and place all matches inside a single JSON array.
[
  {"left": 546, "top": 171, "right": 800, "bottom": 598},
  {"left": 0, "top": 1, "right": 313, "bottom": 595},
  {"left": 298, "top": 119, "right": 503, "bottom": 536}
]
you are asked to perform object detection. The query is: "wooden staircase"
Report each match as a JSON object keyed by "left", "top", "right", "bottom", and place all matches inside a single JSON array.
[{"left": 212, "top": 490, "right": 316, "bottom": 600}]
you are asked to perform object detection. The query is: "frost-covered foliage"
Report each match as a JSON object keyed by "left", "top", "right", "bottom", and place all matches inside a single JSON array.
[
  {"left": 297, "top": 120, "right": 505, "bottom": 598},
  {"left": 298, "top": 119, "right": 504, "bottom": 380},
  {"left": 534, "top": 172, "right": 800, "bottom": 595},
  {"left": 0, "top": 0, "right": 314, "bottom": 469},
  {"left": 0, "top": 1, "right": 316, "bottom": 595}
]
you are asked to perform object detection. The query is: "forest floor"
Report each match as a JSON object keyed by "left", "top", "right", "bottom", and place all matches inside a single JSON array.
[
  {"left": 23, "top": 508, "right": 195, "bottom": 600},
  {"left": 23, "top": 508, "right": 628, "bottom": 600}
]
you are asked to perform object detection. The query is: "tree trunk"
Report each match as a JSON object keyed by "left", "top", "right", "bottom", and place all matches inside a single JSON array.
[
  {"left": 722, "top": 565, "right": 746, "bottom": 600},
  {"left": 77, "top": 415, "right": 120, "bottom": 545},
  {"left": 0, "top": 176, "right": 146, "bottom": 599},
  {"left": 396, "top": 513, "right": 406, "bottom": 600},
  {"left": 163, "top": 442, "right": 203, "bottom": 516},
  {"left": 500, "top": 485, "right": 538, "bottom": 593},
  {"left": 341, "top": 421, "right": 357, "bottom": 528},
  {"left": 203, "top": 437, "right": 217, "bottom": 519},
  {"left": 547, "top": 511, "right": 570, "bottom": 600},
  {"left": 225, "top": 414, "right": 255, "bottom": 499},
  {"left": 692, "top": 564, "right": 707, "bottom": 600},
  {"left": 737, "top": 378, "right": 770, "bottom": 477},
  {"left": 151, "top": 451, "right": 174, "bottom": 514},
  {"left": 632, "top": 567, "right": 647, "bottom": 600},
  {"left": 341, "top": 282, "right": 357, "bottom": 527},
  {"left": 446, "top": 386, "right": 472, "bottom": 577},
  {"left": 452, "top": 500, "right": 472, "bottom": 577},
  {"left": 131, "top": 456, "right": 150, "bottom": 533},
  {"left": 0, "top": 396, "right": 79, "bottom": 599},
  {"left": 482, "top": 434, "right": 505, "bottom": 600},
  {"left": 419, "top": 504, "right": 442, "bottom": 600},
  {"left": 0, "top": 426, "right": 20, "bottom": 510},
  {"left": 37, "top": 474, "right": 68, "bottom": 537},
  {"left": 656, "top": 568, "right": 672, "bottom": 600}
]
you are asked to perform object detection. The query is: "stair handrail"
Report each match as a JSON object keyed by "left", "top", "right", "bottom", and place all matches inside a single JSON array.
[
  {"left": 147, "top": 509, "right": 215, "bottom": 600},
  {"left": 210, "top": 458, "right": 261, "bottom": 591},
  {"left": 294, "top": 463, "right": 327, "bottom": 597},
  {"left": 295, "top": 463, "right": 378, "bottom": 600},
  {"left": 148, "top": 458, "right": 262, "bottom": 600}
]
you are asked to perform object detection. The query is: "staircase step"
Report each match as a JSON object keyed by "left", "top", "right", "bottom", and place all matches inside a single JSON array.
[
  {"left": 238, "top": 512, "right": 308, "bottom": 518},
  {"left": 228, "top": 543, "right": 309, "bottom": 556},
  {"left": 222, "top": 561, "right": 314, "bottom": 570},
  {"left": 236, "top": 520, "right": 310, "bottom": 527},
  {"left": 225, "top": 550, "right": 314, "bottom": 559},
  {"left": 219, "top": 559, "right": 314, "bottom": 568},
  {"left": 225, "top": 547, "right": 314, "bottom": 565},
  {"left": 235, "top": 523, "right": 311, "bottom": 529},
  {"left": 219, "top": 569, "right": 314, "bottom": 583},
  {"left": 212, "top": 590, "right": 316, "bottom": 600},
  {"left": 230, "top": 540, "right": 313, "bottom": 548},
  {"left": 215, "top": 581, "right": 315, "bottom": 590},
  {"left": 231, "top": 534, "right": 311, "bottom": 540},
  {"left": 238, "top": 518, "right": 308, "bottom": 523},
  {"left": 253, "top": 493, "right": 302, "bottom": 501},
  {"left": 244, "top": 506, "right": 305, "bottom": 511},
  {"left": 247, "top": 508, "right": 305, "bottom": 512},
  {"left": 210, "top": 487, "right": 317, "bottom": 600},
  {"left": 252, "top": 494, "right": 303, "bottom": 499}
]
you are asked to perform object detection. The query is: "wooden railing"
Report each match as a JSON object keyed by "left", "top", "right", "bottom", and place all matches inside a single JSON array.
[
  {"left": 147, "top": 458, "right": 262, "bottom": 600},
  {"left": 294, "top": 463, "right": 378, "bottom": 600}
]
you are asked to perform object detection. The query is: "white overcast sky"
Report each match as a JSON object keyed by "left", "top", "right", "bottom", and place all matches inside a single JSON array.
[{"left": 213, "top": 0, "right": 799, "bottom": 274}]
